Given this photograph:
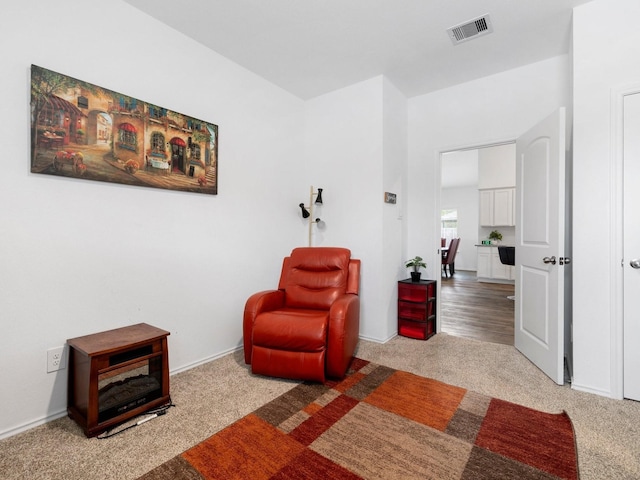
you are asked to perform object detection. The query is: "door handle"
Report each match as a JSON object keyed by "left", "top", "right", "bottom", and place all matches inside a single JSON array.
[
  {"left": 543, "top": 256, "right": 557, "bottom": 265},
  {"left": 631, "top": 259, "right": 640, "bottom": 269}
]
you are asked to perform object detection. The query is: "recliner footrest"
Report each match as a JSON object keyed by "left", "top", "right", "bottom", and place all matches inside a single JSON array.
[{"left": 251, "top": 346, "right": 326, "bottom": 382}]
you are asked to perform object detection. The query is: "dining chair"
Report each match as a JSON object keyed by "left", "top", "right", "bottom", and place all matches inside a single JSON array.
[{"left": 442, "top": 238, "right": 460, "bottom": 277}]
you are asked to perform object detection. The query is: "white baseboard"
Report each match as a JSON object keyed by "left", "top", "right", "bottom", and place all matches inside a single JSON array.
[
  {"left": 571, "top": 382, "right": 616, "bottom": 399},
  {"left": 1, "top": 339, "right": 388, "bottom": 440},
  {"left": 358, "top": 333, "right": 396, "bottom": 344},
  {"left": 0, "top": 409, "right": 68, "bottom": 441},
  {"left": 0, "top": 345, "right": 245, "bottom": 441},
  {"left": 169, "top": 345, "right": 243, "bottom": 375}
]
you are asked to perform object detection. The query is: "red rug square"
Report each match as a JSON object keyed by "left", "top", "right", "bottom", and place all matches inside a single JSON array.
[
  {"left": 475, "top": 398, "right": 578, "bottom": 479},
  {"left": 364, "top": 370, "right": 467, "bottom": 431}
]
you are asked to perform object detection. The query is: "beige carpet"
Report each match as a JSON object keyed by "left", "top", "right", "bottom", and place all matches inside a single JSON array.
[{"left": 1, "top": 333, "right": 639, "bottom": 479}]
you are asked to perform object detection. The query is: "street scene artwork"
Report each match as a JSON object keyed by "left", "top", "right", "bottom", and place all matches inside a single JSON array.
[{"left": 30, "top": 65, "right": 218, "bottom": 195}]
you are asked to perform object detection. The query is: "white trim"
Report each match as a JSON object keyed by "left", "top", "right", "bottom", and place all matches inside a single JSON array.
[
  {"left": 0, "top": 345, "right": 245, "bottom": 440},
  {"left": 610, "top": 83, "right": 640, "bottom": 400},
  {"left": 434, "top": 148, "right": 443, "bottom": 333},
  {"left": 438, "top": 137, "right": 516, "bottom": 155},
  {"left": 358, "top": 333, "right": 396, "bottom": 344},
  {"left": 571, "top": 382, "right": 618, "bottom": 399},
  {"left": 0, "top": 410, "right": 68, "bottom": 441},
  {"left": 169, "top": 345, "right": 243, "bottom": 375}
]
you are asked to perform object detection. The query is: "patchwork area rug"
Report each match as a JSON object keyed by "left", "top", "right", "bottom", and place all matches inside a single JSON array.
[{"left": 138, "top": 358, "right": 579, "bottom": 479}]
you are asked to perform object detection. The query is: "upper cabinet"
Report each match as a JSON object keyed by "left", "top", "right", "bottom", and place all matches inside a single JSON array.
[
  {"left": 478, "top": 143, "right": 515, "bottom": 226},
  {"left": 479, "top": 187, "right": 515, "bottom": 226}
]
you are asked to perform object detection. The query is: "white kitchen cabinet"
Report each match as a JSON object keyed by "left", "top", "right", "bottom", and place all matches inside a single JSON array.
[
  {"left": 479, "top": 190, "right": 494, "bottom": 226},
  {"left": 479, "top": 188, "right": 515, "bottom": 226},
  {"left": 477, "top": 248, "right": 492, "bottom": 278},
  {"left": 476, "top": 246, "right": 514, "bottom": 282},
  {"left": 490, "top": 251, "right": 512, "bottom": 280}
]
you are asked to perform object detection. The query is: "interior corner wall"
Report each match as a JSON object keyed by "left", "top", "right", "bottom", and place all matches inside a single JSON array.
[
  {"left": 0, "top": 0, "right": 305, "bottom": 439},
  {"left": 407, "top": 54, "right": 570, "bottom": 320},
  {"left": 382, "top": 77, "right": 408, "bottom": 340},
  {"left": 572, "top": 0, "right": 640, "bottom": 398},
  {"left": 304, "top": 76, "right": 406, "bottom": 342}
]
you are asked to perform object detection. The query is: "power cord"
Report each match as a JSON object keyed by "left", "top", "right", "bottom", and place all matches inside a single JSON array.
[{"left": 96, "top": 403, "right": 175, "bottom": 439}]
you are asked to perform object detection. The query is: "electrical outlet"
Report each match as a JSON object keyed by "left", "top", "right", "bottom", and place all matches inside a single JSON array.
[{"left": 47, "top": 346, "right": 66, "bottom": 373}]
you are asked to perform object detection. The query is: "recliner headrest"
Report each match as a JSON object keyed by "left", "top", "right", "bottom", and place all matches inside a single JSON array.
[{"left": 283, "top": 247, "right": 351, "bottom": 309}]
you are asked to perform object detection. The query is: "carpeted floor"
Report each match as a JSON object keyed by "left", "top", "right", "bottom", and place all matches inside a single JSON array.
[
  {"left": 1, "top": 333, "right": 639, "bottom": 479},
  {"left": 138, "top": 358, "right": 578, "bottom": 479}
]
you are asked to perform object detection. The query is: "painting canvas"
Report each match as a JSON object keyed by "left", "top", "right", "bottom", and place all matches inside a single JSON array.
[{"left": 30, "top": 65, "right": 218, "bottom": 195}]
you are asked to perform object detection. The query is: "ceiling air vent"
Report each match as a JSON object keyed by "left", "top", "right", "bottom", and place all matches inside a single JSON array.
[{"left": 447, "top": 14, "right": 493, "bottom": 45}]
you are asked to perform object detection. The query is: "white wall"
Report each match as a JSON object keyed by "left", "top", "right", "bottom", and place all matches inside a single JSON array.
[
  {"left": 478, "top": 143, "right": 516, "bottom": 189},
  {"left": 0, "top": 0, "right": 306, "bottom": 438},
  {"left": 572, "top": 0, "right": 640, "bottom": 398},
  {"left": 407, "top": 55, "right": 570, "bottom": 294},
  {"left": 304, "top": 75, "right": 407, "bottom": 342},
  {"left": 382, "top": 78, "right": 408, "bottom": 339}
]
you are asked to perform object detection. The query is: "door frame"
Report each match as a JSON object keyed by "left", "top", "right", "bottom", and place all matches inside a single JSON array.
[
  {"left": 436, "top": 137, "right": 516, "bottom": 334},
  {"left": 610, "top": 83, "right": 640, "bottom": 399}
]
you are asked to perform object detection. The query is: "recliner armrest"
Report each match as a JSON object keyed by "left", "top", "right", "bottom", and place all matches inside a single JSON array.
[
  {"left": 326, "top": 294, "right": 360, "bottom": 378},
  {"left": 329, "top": 294, "right": 359, "bottom": 324},
  {"left": 243, "top": 289, "right": 285, "bottom": 364}
]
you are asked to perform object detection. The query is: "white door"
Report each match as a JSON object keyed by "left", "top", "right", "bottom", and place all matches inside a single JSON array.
[
  {"left": 623, "top": 92, "right": 640, "bottom": 401},
  {"left": 515, "top": 108, "right": 567, "bottom": 384}
]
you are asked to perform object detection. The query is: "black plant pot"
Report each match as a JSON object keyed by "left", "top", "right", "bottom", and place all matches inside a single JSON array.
[{"left": 410, "top": 271, "right": 421, "bottom": 282}]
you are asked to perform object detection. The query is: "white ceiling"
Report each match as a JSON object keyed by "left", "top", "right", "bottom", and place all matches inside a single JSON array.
[{"left": 124, "top": 0, "right": 592, "bottom": 100}]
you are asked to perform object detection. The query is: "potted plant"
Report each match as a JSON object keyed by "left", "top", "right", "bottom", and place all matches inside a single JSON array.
[
  {"left": 489, "top": 230, "right": 503, "bottom": 244},
  {"left": 405, "top": 255, "right": 427, "bottom": 282}
]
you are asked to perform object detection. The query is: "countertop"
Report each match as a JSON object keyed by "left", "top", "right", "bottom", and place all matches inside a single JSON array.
[{"left": 474, "top": 244, "right": 515, "bottom": 247}]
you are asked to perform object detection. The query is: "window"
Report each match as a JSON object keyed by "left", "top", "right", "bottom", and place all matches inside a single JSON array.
[
  {"left": 77, "top": 96, "right": 88, "bottom": 109},
  {"left": 151, "top": 132, "right": 165, "bottom": 156},
  {"left": 117, "top": 96, "right": 138, "bottom": 112},
  {"left": 39, "top": 104, "right": 64, "bottom": 127},
  {"left": 441, "top": 209, "right": 458, "bottom": 245},
  {"left": 190, "top": 143, "right": 201, "bottom": 161},
  {"left": 117, "top": 123, "right": 137, "bottom": 151},
  {"left": 149, "top": 106, "right": 167, "bottom": 120},
  {"left": 186, "top": 119, "right": 202, "bottom": 131}
]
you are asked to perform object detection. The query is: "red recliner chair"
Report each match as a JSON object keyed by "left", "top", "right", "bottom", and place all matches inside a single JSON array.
[{"left": 243, "top": 247, "right": 360, "bottom": 383}]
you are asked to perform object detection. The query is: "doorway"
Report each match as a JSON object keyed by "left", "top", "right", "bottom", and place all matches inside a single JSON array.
[
  {"left": 440, "top": 143, "right": 516, "bottom": 345},
  {"left": 170, "top": 139, "right": 186, "bottom": 173}
]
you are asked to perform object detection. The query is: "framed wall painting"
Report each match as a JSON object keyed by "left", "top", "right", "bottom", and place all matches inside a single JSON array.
[
  {"left": 384, "top": 192, "right": 397, "bottom": 204},
  {"left": 30, "top": 65, "right": 218, "bottom": 195}
]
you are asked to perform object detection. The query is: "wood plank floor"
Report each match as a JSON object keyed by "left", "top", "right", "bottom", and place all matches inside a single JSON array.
[{"left": 439, "top": 270, "right": 515, "bottom": 345}]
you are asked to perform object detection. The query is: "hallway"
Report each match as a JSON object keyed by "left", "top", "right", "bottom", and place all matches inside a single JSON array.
[{"left": 439, "top": 270, "right": 515, "bottom": 345}]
